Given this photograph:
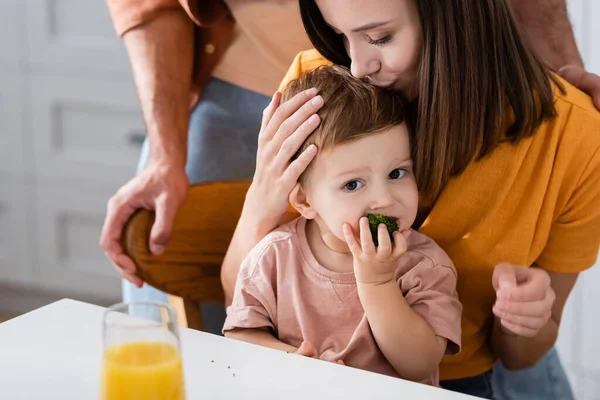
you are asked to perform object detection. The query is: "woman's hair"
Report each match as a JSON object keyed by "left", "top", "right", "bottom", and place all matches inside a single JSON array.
[
  {"left": 300, "top": 0, "right": 564, "bottom": 205},
  {"left": 281, "top": 65, "right": 408, "bottom": 182}
]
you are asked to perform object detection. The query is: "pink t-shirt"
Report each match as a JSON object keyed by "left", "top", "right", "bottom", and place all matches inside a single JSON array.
[{"left": 223, "top": 218, "right": 462, "bottom": 386}]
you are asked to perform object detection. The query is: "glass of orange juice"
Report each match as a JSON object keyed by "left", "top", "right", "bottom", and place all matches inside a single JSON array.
[{"left": 101, "top": 301, "right": 185, "bottom": 400}]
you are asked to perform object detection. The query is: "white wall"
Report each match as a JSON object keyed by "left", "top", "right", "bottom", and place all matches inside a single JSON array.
[{"left": 556, "top": 3, "right": 600, "bottom": 399}]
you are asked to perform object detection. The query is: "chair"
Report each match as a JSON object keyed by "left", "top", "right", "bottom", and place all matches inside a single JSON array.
[{"left": 122, "top": 181, "right": 297, "bottom": 331}]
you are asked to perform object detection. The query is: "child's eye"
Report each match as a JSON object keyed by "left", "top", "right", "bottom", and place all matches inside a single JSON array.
[
  {"left": 389, "top": 168, "right": 406, "bottom": 180},
  {"left": 343, "top": 180, "right": 364, "bottom": 191}
]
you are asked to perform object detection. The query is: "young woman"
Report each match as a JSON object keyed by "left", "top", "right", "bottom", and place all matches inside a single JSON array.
[{"left": 221, "top": 0, "right": 600, "bottom": 397}]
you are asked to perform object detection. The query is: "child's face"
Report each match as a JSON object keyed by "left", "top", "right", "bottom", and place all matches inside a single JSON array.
[{"left": 296, "top": 124, "right": 418, "bottom": 247}]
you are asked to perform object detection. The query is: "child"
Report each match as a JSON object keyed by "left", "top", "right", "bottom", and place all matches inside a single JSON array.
[{"left": 222, "top": 65, "right": 462, "bottom": 386}]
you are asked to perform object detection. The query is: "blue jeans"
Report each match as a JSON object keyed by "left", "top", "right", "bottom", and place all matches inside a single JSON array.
[
  {"left": 440, "top": 347, "right": 574, "bottom": 399},
  {"left": 122, "top": 77, "right": 271, "bottom": 335}
]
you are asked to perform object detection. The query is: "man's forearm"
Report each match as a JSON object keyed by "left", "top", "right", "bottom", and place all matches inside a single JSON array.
[
  {"left": 492, "top": 316, "right": 558, "bottom": 370},
  {"left": 508, "top": 0, "right": 584, "bottom": 70},
  {"left": 123, "top": 9, "right": 194, "bottom": 168}
]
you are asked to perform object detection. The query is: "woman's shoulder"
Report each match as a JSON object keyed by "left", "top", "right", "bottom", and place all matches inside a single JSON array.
[
  {"left": 514, "top": 74, "right": 600, "bottom": 168},
  {"left": 278, "top": 49, "right": 333, "bottom": 91},
  {"left": 553, "top": 74, "right": 600, "bottom": 116},
  {"left": 550, "top": 75, "right": 600, "bottom": 147}
]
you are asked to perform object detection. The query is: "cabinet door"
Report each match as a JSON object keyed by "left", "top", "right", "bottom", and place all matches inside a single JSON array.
[
  {"left": 35, "top": 181, "right": 122, "bottom": 299},
  {"left": 0, "top": 0, "right": 21, "bottom": 67},
  {"left": 29, "top": 74, "right": 144, "bottom": 185},
  {"left": 0, "top": 72, "right": 25, "bottom": 174},
  {"left": 24, "top": 0, "right": 132, "bottom": 74},
  {"left": 0, "top": 177, "right": 30, "bottom": 285}
]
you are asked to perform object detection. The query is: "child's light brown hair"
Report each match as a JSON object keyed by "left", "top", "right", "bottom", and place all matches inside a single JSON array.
[{"left": 281, "top": 65, "right": 409, "bottom": 182}]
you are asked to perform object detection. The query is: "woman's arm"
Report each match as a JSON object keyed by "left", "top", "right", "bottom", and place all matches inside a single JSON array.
[
  {"left": 221, "top": 91, "right": 323, "bottom": 304},
  {"left": 491, "top": 267, "right": 579, "bottom": 370}
]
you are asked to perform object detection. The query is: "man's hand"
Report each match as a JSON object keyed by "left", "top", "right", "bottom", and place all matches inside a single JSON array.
[
  {"left": 99, "top": 161, "right": 189, "bottom": 287},
  {"left": 342, "top": 217, "right": 411, "bottom": 285},
  {"left": 559, "top": 65, "right": 600, "bottom": 109},
  {"left": 492, "top": 263, "right": 556, "bottom": 338}
]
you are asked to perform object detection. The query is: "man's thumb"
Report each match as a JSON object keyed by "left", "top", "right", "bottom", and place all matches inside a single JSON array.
[{"left": 149, "top": 198, "right": 177, "bottom": 255}]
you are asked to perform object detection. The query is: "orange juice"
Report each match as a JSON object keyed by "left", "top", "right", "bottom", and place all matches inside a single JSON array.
[{"left": 101, "top": 342, "right": 185, "bottom": 400}]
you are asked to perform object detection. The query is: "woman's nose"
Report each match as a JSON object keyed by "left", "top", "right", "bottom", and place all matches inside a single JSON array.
[{"left": 348, "top": 43, "right": 380, "bottom": 79}]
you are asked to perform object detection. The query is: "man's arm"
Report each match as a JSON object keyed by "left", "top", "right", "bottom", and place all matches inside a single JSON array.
[
  {"left": 508, "top": 0, "right": 584, "bottom": 70},
  {"left": 99, "top": 7, "right": 194, "bottom": 281},
  {"left": 123, "top": 8, "right": 194, "bottom": 168}
]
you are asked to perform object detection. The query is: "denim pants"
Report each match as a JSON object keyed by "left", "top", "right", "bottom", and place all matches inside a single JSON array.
[
  {"left": 440, "top": 347, "right": 574, "bottom": 399},
  {"left": 123, "top": 77, "right": 574, "bottom": 399},
  {"left": 122, "top": 77, "right": 271, "bottom": 334}
]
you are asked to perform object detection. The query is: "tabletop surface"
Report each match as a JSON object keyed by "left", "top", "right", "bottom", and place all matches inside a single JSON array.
[{"left": 0, "top": 299, "right": 475, "bottom": 399}]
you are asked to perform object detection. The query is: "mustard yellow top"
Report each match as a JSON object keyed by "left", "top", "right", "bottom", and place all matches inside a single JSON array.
[{"left": 281, "top": 49, "right": 600, "bottom": 380}]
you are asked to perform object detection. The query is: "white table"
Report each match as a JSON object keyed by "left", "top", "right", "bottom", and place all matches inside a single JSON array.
[{"left": 0, "top": 299, "right": 475, "bottom": 399}]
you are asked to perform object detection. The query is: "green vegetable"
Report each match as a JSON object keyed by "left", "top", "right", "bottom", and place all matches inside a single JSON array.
[{"left": 366, "top": 213, "right": 398, "bottom": 246}]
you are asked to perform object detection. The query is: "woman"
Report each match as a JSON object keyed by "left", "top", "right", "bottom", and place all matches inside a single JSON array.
[{"left": 221, "top": 0, "right": 600, "bottom": 398}]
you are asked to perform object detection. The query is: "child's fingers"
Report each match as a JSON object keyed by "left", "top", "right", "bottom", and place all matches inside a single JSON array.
[
  {"left": 359, "top": 217, "right": 376, "bottom": 255},
  {"left": 295, "top": 341, "right": 318, "bottom": 358},
  {"left": 342, "top": 223, "right": 361, "bottom": 256},
  {"left": 392, "top": 231, "right": 408, "bottom": 258},
  {"left": 376, "top": 223, "right": 392, "bottom": 257}
]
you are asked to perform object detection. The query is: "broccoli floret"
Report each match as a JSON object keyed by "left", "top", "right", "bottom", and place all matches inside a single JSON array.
[{"left": 366, "top": 213, "right": 398, "bottom": 246}]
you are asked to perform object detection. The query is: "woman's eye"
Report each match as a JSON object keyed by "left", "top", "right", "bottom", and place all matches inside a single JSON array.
[
  {"left": 389, "top": 168, "right": 406, "bottom": 180},
  {"left": 344, "top": 180, "right": 364, "bottom": 191},
  {"left": 368, "top": 35, "right": 392, "bottom": 46}
]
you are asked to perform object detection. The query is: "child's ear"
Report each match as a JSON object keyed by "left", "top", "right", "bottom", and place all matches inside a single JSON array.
[{"left": 289, "top": 182, "right": 317, "bottom": 219}]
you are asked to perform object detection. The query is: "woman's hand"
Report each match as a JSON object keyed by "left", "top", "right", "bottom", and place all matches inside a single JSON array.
[
  {"left": 243, "top": 89, "right": 323, "bottom": 226},
  {"left": 343, "top": 218, "right": 411, "bottom": 285},
  {"left": 492, "top": 263, "right": 556, "bottom": 337}
]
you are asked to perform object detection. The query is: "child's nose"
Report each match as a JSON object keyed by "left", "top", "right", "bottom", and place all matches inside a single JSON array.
[{"left": 369, "top": 185, "right": 395, "bottom": 211}]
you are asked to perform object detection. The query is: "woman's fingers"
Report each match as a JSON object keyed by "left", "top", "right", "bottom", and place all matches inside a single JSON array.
[
  {"left": 280, "top": 144, "right": 317, "bottom": 186},
  {"left": 270, "top": 90, "right": 323, "bottom": 149},
  {"left": 259, "top": 92, "right": 282, "bottom": 140}
]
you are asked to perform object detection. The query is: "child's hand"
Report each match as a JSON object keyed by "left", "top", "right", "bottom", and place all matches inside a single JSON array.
[
  {"left": 294, "top": 341, "right": 318, "bottom": 359},
  {"left": 343, "top": 217, "right": 411, "bottom": 285},
  {"left": 295, "top": 341, "right": 345, "bottom": 365}
]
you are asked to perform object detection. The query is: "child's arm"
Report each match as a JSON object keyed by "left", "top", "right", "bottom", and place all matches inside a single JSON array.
[
  {"left": 357, "top": 280, "right": 447, "bottom": 382},
  {"left": 343, "top": 219, "right": 460, "bottom": 382},
  {"left": 225, "top": 328, "right": 298, "bottom": 353}
]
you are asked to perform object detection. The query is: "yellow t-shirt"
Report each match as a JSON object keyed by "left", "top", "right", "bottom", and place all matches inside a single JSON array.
[{"left": 281, "top": 50, "right": 600, "bottom": 380}]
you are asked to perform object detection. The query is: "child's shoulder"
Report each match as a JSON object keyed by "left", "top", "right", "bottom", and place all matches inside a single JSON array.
[
  {"left": 395, "top": 230, "right": 456, "bottom": 277},
  {"left": 241, "top": 217, "right": 306, "bottom": 276}
]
